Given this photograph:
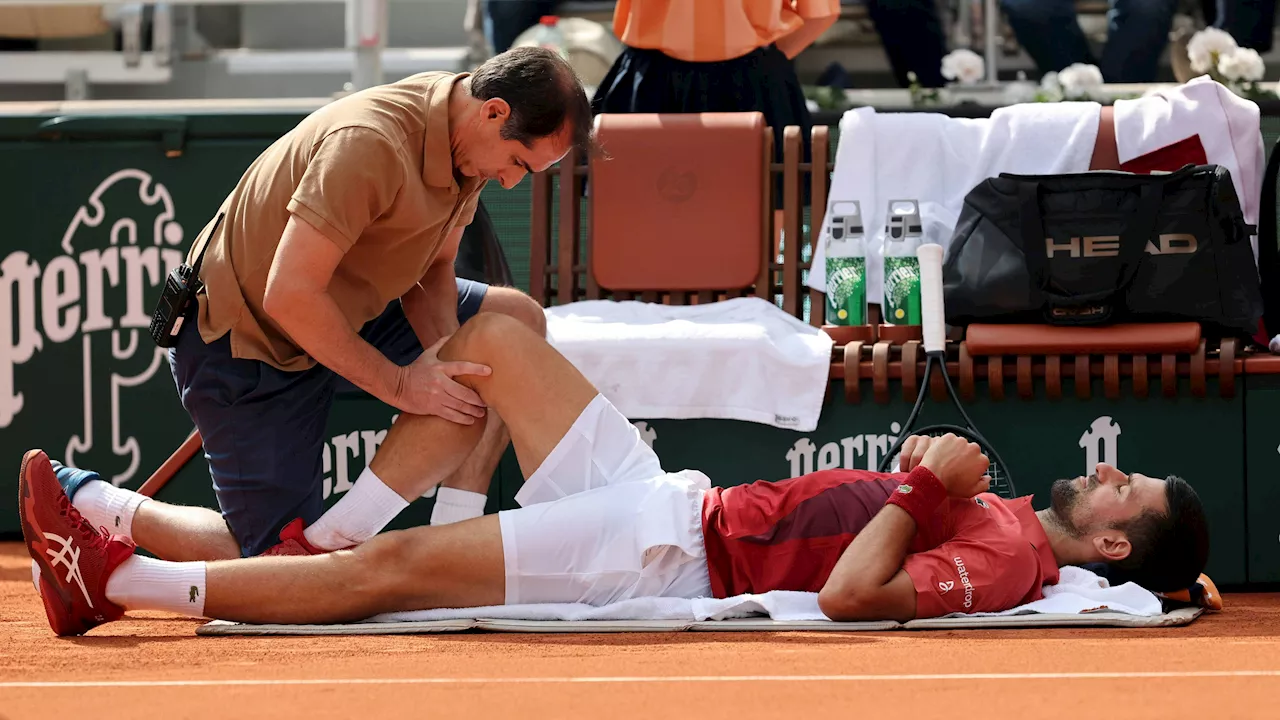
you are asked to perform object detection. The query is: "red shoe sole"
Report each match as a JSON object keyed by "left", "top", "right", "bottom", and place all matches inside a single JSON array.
[
  {"left": 19, "top": 449, "right": 87, "bottom": 637},
  {"left": 17, "top": 449, "right": 45, "bottom": 570},
  {"left": 37, "top": 574, "right": 79, "bottom": 637}
]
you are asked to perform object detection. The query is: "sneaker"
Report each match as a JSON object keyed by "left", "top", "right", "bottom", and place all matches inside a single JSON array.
[
  {"left": 48, "top": 458, "right": 104, "bottom": 502},
  {"left": 259, "top": 518, "right": 333, "bottom": 556},
  {"left": 30, "top": 460, "right": 106, "bottom": 595},
  {"left": 18, "top": 449, "right": 135, "bottom": 637}
]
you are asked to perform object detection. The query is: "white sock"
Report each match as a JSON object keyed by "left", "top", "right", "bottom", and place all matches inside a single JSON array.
[
  {"left": 430, "top": 487, "right": 488, "bottom": 525},
  {"left": 303, "top": 467, "right": 408, "bottom": 550},
  {"left": 105, "top": 555, "right": 207, "bottom": 617},
  {"left": 73, "top": 480, "right": 149, "bottom": 540}
]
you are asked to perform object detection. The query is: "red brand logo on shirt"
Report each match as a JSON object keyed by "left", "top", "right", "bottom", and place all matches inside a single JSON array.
[{"left": 938, "top": 581, "right": 955, "bottom": 593}]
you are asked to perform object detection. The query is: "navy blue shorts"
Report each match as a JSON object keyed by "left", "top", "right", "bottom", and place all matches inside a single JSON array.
[{"left": 168, "top": 278, "right": 490, "bottom": 557}]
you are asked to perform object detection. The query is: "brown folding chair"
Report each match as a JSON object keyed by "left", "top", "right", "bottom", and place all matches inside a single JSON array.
[
  {"left": 532, "top": 112, "right": 776, "bottom": 306},
  {"left": 590, "top": 111, "right": 771, "bottom": 303}
]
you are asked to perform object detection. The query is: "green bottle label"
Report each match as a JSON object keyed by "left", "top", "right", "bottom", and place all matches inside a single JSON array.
[
  {"left": 883, "top": 255, "right": 921, "bottom": 326},
  {"left": 825, "top": 256, "right": 865, "bottom": 326}
]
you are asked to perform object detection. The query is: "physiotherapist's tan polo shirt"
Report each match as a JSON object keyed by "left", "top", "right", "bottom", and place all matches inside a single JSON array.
[{"left": 190, "top": 71, "right": 487, "bottom": 372}]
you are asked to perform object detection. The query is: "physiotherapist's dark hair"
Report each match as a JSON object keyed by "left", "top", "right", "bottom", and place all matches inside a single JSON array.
[
  {"left": 1107, "top": 475, "right": 1210, "bottom": 592},
  {"left": 469, "top": 46, "right": 596, "bottom": 156}
]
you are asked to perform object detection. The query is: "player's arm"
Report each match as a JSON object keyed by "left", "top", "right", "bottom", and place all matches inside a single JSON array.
[
  {"left": 817, "top": 434, "right": 991, "bottom": 622},
  {"left": 816, "top": 499, "right": 920, "bottom": 622},
  {"left": 263, "top": 127, "right": 405, "bottom": 405}
]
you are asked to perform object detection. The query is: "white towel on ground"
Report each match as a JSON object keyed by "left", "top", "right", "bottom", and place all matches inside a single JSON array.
[
  {"left": 808, "top": 102, "right": 1101, "bottom": 305},
  {"left": 543, "top": 297, "right": 834, "bottom": 431},
  {"left": 368, "top": 566, "right": 1161, "bottom": 624}
]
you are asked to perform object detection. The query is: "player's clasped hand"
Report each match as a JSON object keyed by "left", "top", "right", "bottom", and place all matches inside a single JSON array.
[
  {"left": 391, "top": 335, "right": 492, "bottom": 423},
  {"left": 912, "top": 433, "right": 991, "bottom": 498}
]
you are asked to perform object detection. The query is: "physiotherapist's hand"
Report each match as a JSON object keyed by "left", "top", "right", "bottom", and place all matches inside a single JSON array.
[
  {"left": 917, "top": 433, "right": 991, "bottom": 498},
  {"left": 391, "top": 335, "right": 492, "bottom": 423}
]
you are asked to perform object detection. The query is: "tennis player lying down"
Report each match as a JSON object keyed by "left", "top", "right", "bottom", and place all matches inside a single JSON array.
[{"left": 20, "top": 313, "right": 1209, "bottom": 637}]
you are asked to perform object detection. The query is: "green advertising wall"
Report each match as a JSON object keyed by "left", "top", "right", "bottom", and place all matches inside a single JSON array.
[{"left": 0, "top": 105, "right": 1275, "bottom": 587}]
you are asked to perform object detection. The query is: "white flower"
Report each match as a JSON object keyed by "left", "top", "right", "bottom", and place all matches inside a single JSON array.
[
  {"left": 1057, "top": 63, "right": 1104, "bottom": 97},
  {"left": 1217, "top": 47, "right": 1266, "bottom": 81},
  {"left": 941, "top": 49, "right": 985, "bottom": 85},
  {"left": 1187, "top": 27, "right": 1238, "bottom": 74},
  {"left": 1037, "top": 71, "right": 1064, "bottom": 101}
]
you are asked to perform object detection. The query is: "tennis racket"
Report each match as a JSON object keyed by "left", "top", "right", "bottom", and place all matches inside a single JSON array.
[{"left": 877, "top": 243, "right": 1017, "bottom": 499}]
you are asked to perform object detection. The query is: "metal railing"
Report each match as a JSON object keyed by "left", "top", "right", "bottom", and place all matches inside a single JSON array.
[{"left": 0, "top": 0, "right": 459, "bottom": 99}]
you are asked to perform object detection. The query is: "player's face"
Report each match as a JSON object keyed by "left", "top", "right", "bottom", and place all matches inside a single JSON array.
[
  {"left": 455, "top": 98, "right": 570, "bottom": 189},
  {"left": 1047, "top": 464, "right": 1169, "bottom": 536}
]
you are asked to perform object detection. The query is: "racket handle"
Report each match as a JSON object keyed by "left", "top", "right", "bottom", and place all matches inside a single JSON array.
[{"left": 918, "top": 243, "right": 946, "bottom": 353}]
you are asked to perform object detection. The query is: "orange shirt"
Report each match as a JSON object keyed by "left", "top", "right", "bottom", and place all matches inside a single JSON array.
[{"left": 612, "top": 0, "right": 842, "bottom": 63}]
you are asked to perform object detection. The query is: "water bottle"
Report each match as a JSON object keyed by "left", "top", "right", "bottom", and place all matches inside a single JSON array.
[
  {"left": 532, "top": 15, "right": 568, "bottom": 60},
  {"left": 824, "top": 201, "right": 867, "bottom": 326},
  {"left": 881, "top": 200, "right": 923, "bottom": 326}
]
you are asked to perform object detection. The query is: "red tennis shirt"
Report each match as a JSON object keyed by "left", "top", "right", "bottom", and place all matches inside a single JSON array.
[{"left": 699, "top": 467, "right": 1061, "bottom": 618}]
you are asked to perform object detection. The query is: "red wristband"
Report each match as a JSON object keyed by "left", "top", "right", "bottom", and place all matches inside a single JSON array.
[{"left": 885, "top": 466, "right": 947, "bottom": 526}]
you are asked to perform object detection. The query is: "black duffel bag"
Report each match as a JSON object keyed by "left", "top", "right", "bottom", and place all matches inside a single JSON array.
[{"left": 942, "top": 164, "right": 1263, "bottom": 340}]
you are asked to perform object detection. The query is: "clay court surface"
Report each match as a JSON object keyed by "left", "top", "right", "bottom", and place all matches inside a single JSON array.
[{"left": 2, "top": 544, "right": 1279, "bottom": 719}]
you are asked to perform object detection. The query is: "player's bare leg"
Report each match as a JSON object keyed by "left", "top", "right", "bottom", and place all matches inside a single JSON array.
[
  {"left": 377, "top": 311, "right": 599, "bottom": 492},
  {"left": 22, "top": 311, "right": 612, "bottom": 631},
  {"left": 201, "top": 518, "right": 508, "bottom": 623},
  {"left": 131, "top": 504, "right": 242, "bottom": 561},
  {"left": 21, "top": 445, "right": 508, "bottom": 632},
  {"left": 429, "top": 287, "right": 547, "bottom": 524},
  {"left": 124, "top": 313, "right": 599, "bottom": 560}
]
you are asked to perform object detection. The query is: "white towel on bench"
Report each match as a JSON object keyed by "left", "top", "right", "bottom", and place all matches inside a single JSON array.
[
  {"left": 368, "top": 566, "right": 1161, "bottom": 624},
  {"left": 544, "top": 297, "right": 834, "bottom": 431},
  {"left": 808, "top": 102, "right": 1101, "bottom": 306}
]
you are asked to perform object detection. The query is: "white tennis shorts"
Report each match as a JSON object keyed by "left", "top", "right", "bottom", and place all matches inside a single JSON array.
[{"left": 498, "top": 394, "right": 714, "bottom": 606}]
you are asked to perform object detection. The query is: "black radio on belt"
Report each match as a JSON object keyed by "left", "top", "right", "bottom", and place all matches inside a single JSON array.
[{"left": 149, "top": 212, "right": 224, "bottom": 349}]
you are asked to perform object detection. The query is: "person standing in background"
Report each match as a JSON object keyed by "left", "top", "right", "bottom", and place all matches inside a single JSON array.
[
  {"left": 484, "top": 0, "right": 560, "bottom": 56},
  {"left": 999, "top": 0, "right": 1178, "bottom": 83},
  {"left": 863, "top": 0, "right": 949, "bottom": 88},
  {"left": 1203, "top": 0, "right": 1276, "bottom": 52}
]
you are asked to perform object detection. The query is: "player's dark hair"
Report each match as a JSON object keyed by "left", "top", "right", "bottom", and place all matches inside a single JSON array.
[
  {"left": 1107, "top": 475, "right": 1210, "bottom": 592},
  {"left": 469, "top": 46, "right": 597, "bottom": 157}
]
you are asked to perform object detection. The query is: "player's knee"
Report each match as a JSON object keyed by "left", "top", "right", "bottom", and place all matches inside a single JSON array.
[
  {"left": 448, "top": 312, "right": 530, "bottom": 364},
  {"left": 345, "top": 532, "right": 420, "bottom": 605},
  {"left": 507, "top": 292, "right": 547, "bottom": 337},
  {"left": 480, "top": 287, "right": 546, "bottom": 338}
]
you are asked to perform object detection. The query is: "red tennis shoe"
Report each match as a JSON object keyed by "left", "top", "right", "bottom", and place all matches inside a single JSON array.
[
  {"left": 259, "top": 518, "right": 333, "bottom": 556},
  {"left": 18, "top": 449, "right": 135, "bottom": 637}
]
